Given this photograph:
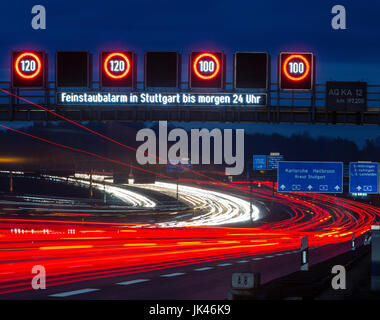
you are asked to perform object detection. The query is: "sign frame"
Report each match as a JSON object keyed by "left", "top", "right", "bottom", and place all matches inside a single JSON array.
[
  {"left": 233, "top": 52, "right": 270, "bottom": 89},
  {"left": 11, "top": 51, "right": 47, "bottom": 88},
  {"left": 55, "top": 51, "right": 91, "bottom": 88},
  {"left": 326, "top": 81, "right": 367, "bottom": 112},
  {"left": 144, "top": 51, "right": 181, "bottom": 89}
]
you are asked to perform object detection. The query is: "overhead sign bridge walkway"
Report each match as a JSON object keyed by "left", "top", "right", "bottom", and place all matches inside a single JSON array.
[{"left": 1, "top": 81, "right": 380, "bottom": 124}]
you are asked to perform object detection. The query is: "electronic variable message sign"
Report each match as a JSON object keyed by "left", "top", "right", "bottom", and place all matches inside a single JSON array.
[
  {"left": 279, "top": 52, "right": 314, "bottom": 90},
  {"left": 349, "top": 162, "right": 379, "bottom": 194},
  {"left": 57, "top": 92, "right": 267, "bottom": 107},
  {"left": 100, "top": 51, "right": 135, "bottom": 88},
  {"left": 278, "top": 161, "right": 343, "bottom": 193},
  {"left": 190, "top": 52, "right": 225, "bottom": 88},
  {"left": 12, "top": 51, "right": 46, "bottom": 88},
  {"left": 56, "top": 51, "right": 91, "bottom": 87},
  {"left": 234, "top": 52, "right": 269, "bottom": 89},
  {"left": 145, "top": 51, "right": 180, "bottom": 88},
  {"left": 326, "top": 81, "right": 367, "bottom": 111}
]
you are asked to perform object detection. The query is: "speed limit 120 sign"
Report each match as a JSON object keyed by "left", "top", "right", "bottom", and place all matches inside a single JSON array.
[
  {"left": 12, "top": 51, "right": 46, "bottom": 88},
  {"left": 101, "top": 51, "right": 135, "bottom": 88}
]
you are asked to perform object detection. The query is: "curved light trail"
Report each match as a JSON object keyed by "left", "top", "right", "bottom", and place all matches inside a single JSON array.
[
  {"left": 45, "top": 175, "right": 157, "bottom": 208},
  {"left": 133, "top": 182, "right": 258, "bottom": 226},
  {"left": 0, "top": 179, "right": 379, "bottom": 296}
]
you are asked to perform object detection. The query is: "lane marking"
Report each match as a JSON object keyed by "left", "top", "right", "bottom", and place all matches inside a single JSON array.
[
  {"left": 194, "top": 267, "right": 213, "bottom": 271},
  {"left": 237, "top": 260, "right": 249, "bottom": 263},
  {"left": 217, "top": 263, "right": 232, "bottom": 267},
  {"left": 117, "top": 279, "right": 150, "bottom": 286},
  {"left": 265, "top": 255, "right": 274, "bottom": 258},
  {"left": 49, "top": 288, "right": 99, "bottom": 297},
  {"left": 161, "top": 272, "right": 186, "bottom": 278},
  {"left": 252, "top": 258, "right": 263, "bottom": 261}
]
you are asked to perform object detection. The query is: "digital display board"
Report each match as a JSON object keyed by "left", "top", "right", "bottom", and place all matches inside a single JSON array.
[
  {"left": 56, "top": 51, "right": 91, "bottom": 88},
  {"left": 145, "top": 51, "right": 180, "bottom": 88},
  {"left": 12, "top": 51, "right": 46, "bottom": 88},
  {"left": 57, "top": 91, "right": 267, "bottom": 107},
  {"left": 234, "top": 52, "right": 269, "bottom": 89},
  {"left": 190, "top": 52, "right": 225, "bottom": 88},
  {"left": 101, "top": 51, "right": 135, "bottom": 88},
  {"left": 279, "top": 52, "right": 314, "bottom": 90}
]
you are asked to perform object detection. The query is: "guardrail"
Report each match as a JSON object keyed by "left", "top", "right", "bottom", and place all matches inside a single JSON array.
[
  {"left": 228, "top": 233, "right": 371, "bottom": 300},
  {"left": 1, "top": 81, "right": 380, "bottom": 124}
]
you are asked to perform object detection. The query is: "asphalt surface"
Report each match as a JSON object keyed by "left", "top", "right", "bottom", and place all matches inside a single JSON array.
[{"left": 0, "top": 241, "right": 352, "bottom": 300}]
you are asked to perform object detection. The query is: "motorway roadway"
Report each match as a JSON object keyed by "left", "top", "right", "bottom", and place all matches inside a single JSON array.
[{"left": 0, "top": 179, "right": 378, "bottom": 299}]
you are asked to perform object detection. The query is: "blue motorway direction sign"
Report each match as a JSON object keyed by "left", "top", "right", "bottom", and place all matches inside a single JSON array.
[
  {"left": 253, "top": 155, "right": 267, "bottom": 170},
  {"left": 278, "top": 161, "right": 343, "bottom": 193},
  {"left": 349, "top": 162, "right": 379, "bottom": 194},
  {"left": 267, "top": 155, "right": 284, "bottom": 170}
]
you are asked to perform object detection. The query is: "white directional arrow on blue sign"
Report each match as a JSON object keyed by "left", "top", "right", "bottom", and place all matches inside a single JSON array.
[{"left": 277, "top": 161, "right": 343, "bottom": 193}]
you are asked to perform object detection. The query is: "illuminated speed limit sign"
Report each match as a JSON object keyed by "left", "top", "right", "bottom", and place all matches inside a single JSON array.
[
  {"left": 190, "top": 52, "right": 225, "bottom": 88},
  {"left": 12, "top": 51, "right": 46, "bottom": 88},
  {"left": 279, "top": 52, "right": 314, "bottom": 90},
  {"left": 101, "top": 51, "right": 135, "bottom": 87}
]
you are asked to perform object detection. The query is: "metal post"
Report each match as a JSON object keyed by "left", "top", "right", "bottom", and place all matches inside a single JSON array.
[
  {"left": 371, "top": 225, "right": 380, "bottom": 291},
  {"left": 176, "top": 171, "right": 179, "bottom": 200},
  {"left": 9, "top": 171, "right": 13, "bottom": 193},
  {"left": 103, "top": 180, "right": 106, "bottom": 205},
  {"left": 8, "top": 85, "right": 14, "bottom": 121},
  {"left": 89, "top": 170, "right": 93, "bottom": 199},
  {"left": 300, "top": 236, "right": 309, "bottom": 271},
  {"left": 250, "top": 172, "right": 253, "bottom": 217}
]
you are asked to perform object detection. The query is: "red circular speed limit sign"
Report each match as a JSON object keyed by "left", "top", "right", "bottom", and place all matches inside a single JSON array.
[
  {"left": 14, "top": 52, "right": 42, "bottom": 79},
  {"left": 193, "top": 53, "right": 221, "bottom": 80},
  {"left": 282, "top": 54, "right": 310, "bottom": 81},
  {"left": 103, "top": 52, "right": 131, "bottom": 79}
]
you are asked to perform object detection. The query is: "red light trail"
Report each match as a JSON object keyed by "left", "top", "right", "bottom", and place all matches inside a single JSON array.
[{"left": 0, "top": 180, "right": 378, "bottom": 295}]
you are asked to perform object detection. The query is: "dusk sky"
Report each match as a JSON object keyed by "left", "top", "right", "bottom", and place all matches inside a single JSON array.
[
  {"left": 0, "top": 0, "right": 378, "bottom": 82},
  {"left": 0, "top": 0, "right": 379, "bottom": 148}
]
